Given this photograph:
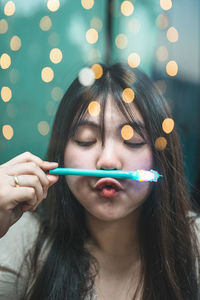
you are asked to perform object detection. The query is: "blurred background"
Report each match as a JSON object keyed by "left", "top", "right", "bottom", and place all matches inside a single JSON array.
[{"left": 0, "top": 0, "right": 200, "bottom": 206}]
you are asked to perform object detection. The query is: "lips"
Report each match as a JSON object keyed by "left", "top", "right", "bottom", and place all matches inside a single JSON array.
[{"left": 95, "top": 178, "right": 123, "bottom": 191}]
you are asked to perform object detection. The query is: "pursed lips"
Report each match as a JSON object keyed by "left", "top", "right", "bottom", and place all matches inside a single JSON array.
[{"left": 94, "top": 177, "right": 123, "bottom": 191}]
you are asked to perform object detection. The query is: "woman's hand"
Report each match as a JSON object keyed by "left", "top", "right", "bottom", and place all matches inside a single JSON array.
[{"left": 0, "top": 152, "right": 59, "bottom": 238}]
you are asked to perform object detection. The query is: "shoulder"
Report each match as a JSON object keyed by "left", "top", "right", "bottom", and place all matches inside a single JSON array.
[{"left": 0, "top": 212, "right": 41, "bottom": 299}]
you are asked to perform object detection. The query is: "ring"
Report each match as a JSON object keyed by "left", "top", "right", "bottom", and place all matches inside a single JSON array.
[{"left": 14, "top": 175, "right": 20, "bottom": 187}]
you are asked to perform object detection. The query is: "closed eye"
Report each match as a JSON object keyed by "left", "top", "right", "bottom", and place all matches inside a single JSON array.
[
  {"left": 124, "top": 141, "right": 145, "bottom": 148},
  {"left": 75, "top": 141, "right": 96, "bottom": 147}
]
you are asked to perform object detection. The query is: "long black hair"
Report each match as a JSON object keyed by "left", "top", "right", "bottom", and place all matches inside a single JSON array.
[{"left": 21, "top": 63, "right": 200, "bottom": 299}]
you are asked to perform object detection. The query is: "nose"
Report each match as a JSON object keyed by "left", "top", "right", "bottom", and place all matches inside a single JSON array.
[{"left": 96, "top": 142, "right": 122, "bottom": 171}]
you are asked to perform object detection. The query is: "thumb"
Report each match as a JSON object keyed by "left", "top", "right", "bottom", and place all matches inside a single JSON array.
[{"left": 47, "top": 174, "right": 59, "bottom": 187}]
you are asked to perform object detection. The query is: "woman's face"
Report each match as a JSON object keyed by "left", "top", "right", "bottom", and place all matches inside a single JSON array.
[{"left": 64, "top": 95, "right": 153, "bottom": 221}]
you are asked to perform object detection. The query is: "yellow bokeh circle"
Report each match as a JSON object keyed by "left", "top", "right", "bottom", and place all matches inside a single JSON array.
[
  {"left": 162, "top": 118, "right": 174, "bottom": 134},
  {"left": 121, "top": 1, "right": 134, "bottom": 16},
  {"left": 128, "top": 53, "right": 140, "bottom": 68},
  {"left": 10, "top": 36, "right": 21, "bottom": 51},
  {"left": 121, "top": 125, "right": 134, "bottom": 140},
  {"left": 86, "top": 28, "right": 98, "bottom": 44},
  {"left": 81, "top": 0, "right": 94, "bottom": 9},
  {"left": 0, "top": 19, "right": 8, "bottom": 34},
  {"left": 47, "top": 0, "right": 60, "bottom": 12},
  {"left": 88, "top": 101, "right": 101, "bottom": 116},
  {"left": 40, "top": 16, "right": 52, "bottom": 31},
  {"left": 38, "top": 121, "right": 50, "bottom": 136},
  {"left": 0, "top": 53, "right": 11, "bottom": 69},
  {"left": 155, "top": 137, "right": 167, "bottom": 151},
  {"left": 49, "top": 48, "right": 63, "bottom": 64},
  {"left": 122, "top": 88, "right": 135, "bottom": 103},
  {"left": 1, "top": 86, "right": 12, "bottom": 102},
  {"left": 41, "top": 67, "right": 54, "bottom": 83},
  {"left": 115, "top": 34, "right": 128, "bottom": 49},
  {"left": 166, "top": 61, "right": 178, "bottom": 77},
  {"left": 2, "top": 124, "right": 14, "bottom": 140},
  {"left": 4, "top": 1, "right": 15, "bottom": 16}
]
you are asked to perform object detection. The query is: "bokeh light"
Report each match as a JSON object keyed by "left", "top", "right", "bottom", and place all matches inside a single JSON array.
[
  {"left": 49, "top": 48, "right": 63, "bottom": 64},
  {"left": 47, "top": 0, "right": 60, "bottom": 12},
  {"left": 156, "top": 46, "right": 168, "bottom": 61},
  {"left": 122, "top": 88, "right": 135, "bottom": 103},
  {"left": 51, "top": 87, "right": 64, "bottom": 101},
  {"left": 4, "top": 1, "right": 15, "bottom": 16},
  {"left": 0, "top": 19, "right": 8, "bottom": 34},
  {"left": 156, "top": 13, "right": 168, "bottom": 29},
  {"left": 2, "top": 124, "right": 14, "bottom": 140},
  {"left": 90, "top": 17, "right": 102, "bottom": 31},
  {"left": 155, "top": 137, "right": 167, "bottom": 150},
  {"left": 160, "top": 0, "right": 172, "bottom": 11},
  {"left": 41, "top": 67, "right": 54, "bottom": 82},
  {"left": 10, "top": 35, "right": 21, "bottom": 51},
  {"left": 40, "top": 16, "right": 52, "bottom": 31},
  {"left": 38, "top": 121, "right": 50, "bottom": 135},
  {"left": 162, "top": 118, "right": 174, "bottom": 134},
  {"left": 167, "top": 27, "right": 179, "bottom": 43},
  {"left": 86, "top": 28, "right": 98, "bottom": 44},
  {"left": 1, "top": 86, "right": 12, "bottom": 102},
  {"left": 91, "top": 64, "right": 103, "bottom": 79},
  {"left": 115, "top": 34, "right": 128, "bottom": 49},
  {"left": 121, "top": 1, "right": 134, "bottom": 17},
  {"left": 128, "top": 53, "right": 140, "bottom": 68},
  {"left": 78, "top": 67, "right": 95, "bottom": 86},
  {"left": 166, "top": 60, "right": 178, "bottom": 76},
  {"left": 81, "top": 0, "right": 94, "bottom": 10},
  {"left": 121, "top": 125, "right": 134, "bottom": 140},
  {"left": 88, "top": 101, "right": 101, "bottom": 116},
  {"left": 0, "top": 53, "right": 11, "bottom": 69}
]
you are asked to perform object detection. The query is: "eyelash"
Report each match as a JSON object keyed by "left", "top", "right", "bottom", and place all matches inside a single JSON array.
[{"left": 75, "top": 141, "right": 145, "bottom": 148}]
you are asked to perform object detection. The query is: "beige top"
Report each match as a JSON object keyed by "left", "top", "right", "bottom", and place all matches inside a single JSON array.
[{"left": 0, "top": 212, "right": 199, "bottom": 300}]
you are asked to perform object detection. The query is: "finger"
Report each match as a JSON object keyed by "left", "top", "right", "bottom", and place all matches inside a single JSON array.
[{"left": 5, "top": 187, "right": 37, "bottom": 210}]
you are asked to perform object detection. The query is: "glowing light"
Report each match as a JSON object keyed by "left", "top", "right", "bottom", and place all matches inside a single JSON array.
[
  {"left": 2, "top": 124, "right": 14, "bottom": 140},
  {"left": 41, "top": 67, "right": 54, "bottom": 82},
  {"left": 115, "top": 34, "right": 128, "bottom": 49},
  {"left": 162, "top": 118, "right": 174, "bottom": 134},
  {"left": 0, "top": 53, "right": 11, "bottom": 69},
  {"left": 156, "top": 46, "right": 168, "bottom": 62},
  {"left": 156, "top": 13, "right": 168, "bottom": 29},
  {"left": 47, "top": 0, "right": 60, "bottom": 12},
  {"left": 81, "top": 0, "right": 94, "bottom": 10},
  {"left": 166, "top": 61, "right": 178, "bottom": 77},
  {"left": 49, "top": 48, "right": 62, "bottom": 64},
  {"left": 0, "top": 19, "right": 8, "bottom": 34},
  {"left": 86, "top": 28, "right": 98, "bottom": 44},
  {"left": 88, "top": 101, "right": 101, "bottom": 116},
  {"left": 128, "top": 18, "right": 141, "bottom": 34},
  {"left": 91, "top": 64, "right": 103, "bottom": 79},
  {"left": 39, "top": 16, "right": 52, "bottom": 31},
  {"left": 155, "top": 137, "right": 167, "bottom": 151},
  {"left": 38, "top": 121, "right": 50, "bottom": 136},
  {"left": 155, "top": 80, "right": 167, "bottom": 95},
  {"left": 10, "top": 35, "right": 21, "bottom": 51},
  {"left": 4, "top": 1, "right": 15, "bottom": 16},
  {"left": 51, "top": 87, "right": 63, "bottom": 101},
  {"left": 1, "top": 86, "right": 12, "bottom": 102},
  {"left": 78, "top": 67, "right": 95, "bottom": 86},
  {"left": 90, "top": 17, "right": 102, "bottom": 31},
  {"left": 167, "top": 27, "right": 178, "bottom": 43},
  {"left": 121, "top": 125, "right": 134, "bottom": 140},
  {"left": 122, "top": 88, "right": 135, "bottom": 103},
  {"left": 121, "top": 1, "right": 134, "bottom": 16},
  {"left": 160, "top": 0, "right": 172, "bottom": 11},
  {"left": 128, "top": 53, "right": 140, "bottom": 68}
]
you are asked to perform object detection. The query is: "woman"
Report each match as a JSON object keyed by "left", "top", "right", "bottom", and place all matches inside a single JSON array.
[{"left": 0, "top": 63, "right": 199, "bottom": 300}]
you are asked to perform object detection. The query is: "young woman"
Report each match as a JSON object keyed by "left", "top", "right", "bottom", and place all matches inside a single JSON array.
[{"left": 0, "top": 63, "right": 199, "bottom": 300}]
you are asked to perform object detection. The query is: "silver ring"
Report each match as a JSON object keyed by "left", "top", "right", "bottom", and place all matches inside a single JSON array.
[{"left": 14, "top": 175, "right": 20, "bottom": 187}]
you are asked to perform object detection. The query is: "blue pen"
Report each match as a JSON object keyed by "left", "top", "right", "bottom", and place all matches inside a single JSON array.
[{"left": 49, "top": 168, "right": 162, "bottom": 182}]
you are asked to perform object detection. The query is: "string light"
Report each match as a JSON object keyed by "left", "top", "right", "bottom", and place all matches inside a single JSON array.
[
  {"left": 10, "top": 35, "right": 21, "bottom": 51},
  {"left": 122, "top": 88, "right": 135, "bottom": 103},
  {"left": 115, "top": 34, "right": 128, "bottom": 49},
  {"left": 38, "top": 121, "right": 50, "bottom": 135},
  {"left": 88, "top": 101, "right": 101, "bottom": 116},
  {"left": 91, "top": 64, "right": 103, "bottom": 79},
  {"left": 166, "top": 61, "right": 178, "bottom": 76},
  {"left": 41, "top": 67, "right": 54, "bottom": 82},
  {"left": 49, "top": 48, "right": 63, "bottom": 64},
  {"left": 47, "top": 0, "right": 60, "bottom": 12},
  {"left": 0, "top": 53, "right": 11, "bottom": 69},
  {"left": 0, "top": 19, "right": 8, "bottom": 34},
  {"left": 121, "top": 1, "right": 134, "bottom": 17},
  {"left": 1, "top": 86, "right": 12, "bottom": 102},
  {"left": 4, "top": 1, "right": 15, "bottom": 16},
  {"left": 155, "top": 137, "right": 167, "bottom": 150},
  {"left": 86, "top": 28, "right": 98, "bottom": 44},
  {"left": 2, "top": 124, "right": 14, "bottom": 140},
  {"left": 162, "top": 118, "right": 174, "bottom": 134},
  {"left": 81, "top": 0, "right": 94, "bottom": 10},
  {"left": 167, "top": 27, "right": 179, "bottom": 43},
  {"left": 40, "top": 16, "right": 52, "bottom": 31},
  {"left": 121, "top": 125, "right": 134, "bottom": 140},
  {"left": 128, "top": 53, "right": 140, "bottom": 68}
]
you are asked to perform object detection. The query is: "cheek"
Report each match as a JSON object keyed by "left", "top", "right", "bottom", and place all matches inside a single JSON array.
[{"left": 64, "top": 143, "right": 92, "bottom": 168}]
